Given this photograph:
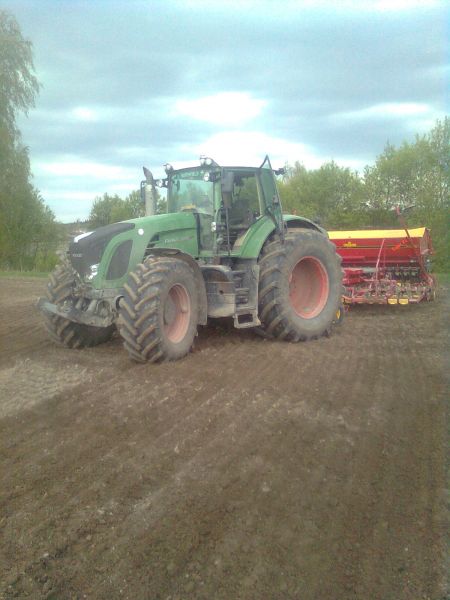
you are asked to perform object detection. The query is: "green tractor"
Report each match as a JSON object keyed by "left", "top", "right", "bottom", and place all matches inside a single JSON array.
[{"left": 38, "top": 156, "right": 342, "bottom": 362}]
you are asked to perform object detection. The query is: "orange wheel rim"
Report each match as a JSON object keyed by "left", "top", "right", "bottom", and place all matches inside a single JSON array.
[
  {"left": 289, "top": 256, "right": 329, "bottom": 319},
  {"left": 164, "top": 284, "right": 191, "bottom": 342}
]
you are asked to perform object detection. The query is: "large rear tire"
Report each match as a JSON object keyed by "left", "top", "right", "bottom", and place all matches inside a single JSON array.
[
  {"left": 44, "top": 260, "right": 115, "bottom": 348},
  {"left": 258, "top": 230, "right": 342, "bottom": 341},
  {"left": 118, "top": 256, "right": 199, "bottom": 363}
]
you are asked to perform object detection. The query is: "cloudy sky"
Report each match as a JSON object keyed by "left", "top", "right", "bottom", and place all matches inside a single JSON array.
[{"left": 6, "top": 0, "right": 449, "bottom": 222}]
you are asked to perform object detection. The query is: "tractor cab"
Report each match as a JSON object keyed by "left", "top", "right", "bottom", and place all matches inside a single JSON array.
[{"left": 143, "top": 156, "right": 285, "bottom": 256}]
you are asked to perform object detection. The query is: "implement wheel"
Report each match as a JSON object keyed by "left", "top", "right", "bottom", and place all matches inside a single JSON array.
[
  {"left": 44, "top": 260, "right": 115, "bottom": 348},
  {"left": 334, "top": 303, "right": 345, "bottom": 325},
  {"left": 258, "top": 230, "right": 342, "bottom": 340},
  {"left": 118, "top": 256, "right": 199, "bottom": 363}
]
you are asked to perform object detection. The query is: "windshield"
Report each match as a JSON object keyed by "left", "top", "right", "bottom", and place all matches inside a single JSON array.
[{"left": 168, "top": 169, "right": 218, "bottom": 215}]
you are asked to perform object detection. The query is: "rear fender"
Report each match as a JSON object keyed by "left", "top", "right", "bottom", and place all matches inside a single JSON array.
[
  {"left": 235, "top": 215, "right": 325, "bottom": 259},
  {"left": 146, "top": 248, "right": 207, "bottom": 325},
  {"left": 284, "top": 215, "right": 327, "bottom": 237}
]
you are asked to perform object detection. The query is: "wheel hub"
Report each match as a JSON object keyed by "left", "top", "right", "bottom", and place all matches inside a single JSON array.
[
  {"left": 164, "top": 284, "right": 191, "bottom": 343},
  {"left": 289, "top": 256, "right": 329, "bottom": 318}
]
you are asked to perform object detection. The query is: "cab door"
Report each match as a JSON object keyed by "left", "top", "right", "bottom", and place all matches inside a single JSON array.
[{"left": 259, "top": 155, "right": 284, "bottom": 239}]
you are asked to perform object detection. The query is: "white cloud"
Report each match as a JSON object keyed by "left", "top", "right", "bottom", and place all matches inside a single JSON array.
[
  {"left": 334, "top": 102, "right": 446, "bottom": 135},
  {"left": 36, "top": 160, "right": 136, "bottom": 181},
  {"left": 174, "top": 93, "right": 267, "bottom": 126},
  {"left": 183, "top": 130, "right": 365, "bottom": 171},
  {"left": 43, "top": 190, "right": 96, "bottom": 202},
  {"left": 13, "top": 0, "right": 445, "bottom": 223},
  {"left": 39, "top": 190, "right": 98, "bottom": 223},
  {"left": 371, "top": 0, "right": 441, "bottom": 11},
  {"left": 41, "top": 181, "right": 140, "bottom": 222},
  {"left": 34, "top": 160, "right": 139, "bottom": 220},
  {"left": 337, "top": 102, "right": 431, "bottom": 120},
  {"left": 178, "top": 0, "right": 442, "bottom": 10},
  {"left": 72, "top": 107, "right": 98, "bottom": 122},
  {"left": 297, "top": 0, "right": 442, "bottom": 9}
]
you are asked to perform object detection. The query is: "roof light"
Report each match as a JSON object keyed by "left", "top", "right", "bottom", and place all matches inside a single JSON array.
[{"left": 200, "top": 155, "right": 215, "bottom": 167}]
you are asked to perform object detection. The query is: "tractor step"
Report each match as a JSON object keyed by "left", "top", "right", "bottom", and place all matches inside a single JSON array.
[
  {"left": 235, "top": 286, "right": 250, "bottom": 305},
  {"left": 232, "top": 263, "right": 260, "bottom": 328},
  {"left": 233, "top": 306, "right": 260, "bottom": 328}
]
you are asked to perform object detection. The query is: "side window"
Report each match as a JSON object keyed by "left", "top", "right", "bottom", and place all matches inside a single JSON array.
[
  {"left": 228, "top": 173, "right": 261, "bottom": 226},
  {"left": 259, "top": 167, "right": 279, "bottom": 208},
  {"left": 259, "top": 156, "right": 283, "bottom": 232}
]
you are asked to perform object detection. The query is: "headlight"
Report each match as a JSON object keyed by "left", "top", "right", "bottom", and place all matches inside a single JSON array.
[
  {"left": 200, "top": 155, "right": 215, "bottom": 166},
  {"left": 85, "top": 263, "right": 99, "bottom": 281},
  {"left": 73, "top": 231, "right": 93, "bottom": 243}
]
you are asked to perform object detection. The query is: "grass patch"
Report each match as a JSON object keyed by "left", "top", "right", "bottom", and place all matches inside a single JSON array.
[
  {"left": 0, "top": 270, "right": 49, "bottom": 279},
  {"left": 435, "top": 273, "right": 450, "bottom": 285}
]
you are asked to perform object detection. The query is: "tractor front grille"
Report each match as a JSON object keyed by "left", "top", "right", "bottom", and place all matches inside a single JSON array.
[{"left": 69, "top": 222, "right": 135, "bottom": 277}]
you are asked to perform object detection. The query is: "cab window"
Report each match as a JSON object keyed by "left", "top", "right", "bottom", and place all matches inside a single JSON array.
[
  {"left": 228, "top": 172, "right": 261, "bottom": 226},
  {"left": 168, "top": 171, "right": 216, "bottom": 215}
]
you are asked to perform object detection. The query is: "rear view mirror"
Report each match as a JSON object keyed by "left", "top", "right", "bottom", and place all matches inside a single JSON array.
[{"left": 274, "top": 167, "right": 286, "bottom": 176}]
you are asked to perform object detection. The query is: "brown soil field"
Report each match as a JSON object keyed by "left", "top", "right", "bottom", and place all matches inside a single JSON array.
[{"left": 0, "top": 276, "right": 448, "bottom": 600}]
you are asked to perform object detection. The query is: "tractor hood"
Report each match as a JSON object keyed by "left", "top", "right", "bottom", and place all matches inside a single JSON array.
[
  {"left": 69, "top": 212, "right": 199, "bottom": 287},
  {"left": 68, "top": 221, "right": 135, "bottom": 278}
]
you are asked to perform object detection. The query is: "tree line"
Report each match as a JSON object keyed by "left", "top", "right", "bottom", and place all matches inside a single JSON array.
[
  {"left": 84, "top": 117, "right": 449, "bottom": 270},
  {"left": 278, "top": 117, "right": 449, "bottom": 269},
  {"left": 0, "top": 10, "right": 60, "bottom": 271},
  {"left": 87, "top": 188, "right": 166, "bottom": 229},
  {"left": 0, "top": 9, "right": 448, "bottom": 272}
]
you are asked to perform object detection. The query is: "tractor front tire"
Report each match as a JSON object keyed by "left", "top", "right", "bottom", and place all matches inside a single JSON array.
[
  {"left": 258, "top": 230, "right": 342, "bottom": 341},
  {"left": 45, "top": 261, "right": 115, "bottom": 348},
  {"left": 118, "top": 256, "right": 199, "bottom": 363}
]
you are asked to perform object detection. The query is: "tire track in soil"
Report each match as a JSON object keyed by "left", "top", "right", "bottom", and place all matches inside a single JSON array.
[
  {"left": 0, "top": 278, "right": 448, "bottom": 600},
  {"left": 316, "top": 313, "right": 448, "bottom": 600},
  {"left": 0, "top": 328, "right": 284, "bottom": 580},
  {"left": 92, "top": 365, "right": 327, "bottom": 598},
  {"left": 64, "top": 332, "right": 358, "bottom": 600},
  {"left": 2, "top": 330, "right": 325, "bottom": 597}
]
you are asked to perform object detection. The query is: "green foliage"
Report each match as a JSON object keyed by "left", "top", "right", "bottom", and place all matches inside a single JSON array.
[
  {"left": 435, "top": 273, "right": 450, "bottom": 285},
  {"left": 89, "top": 193, "right": 123, "bottom": 228},
  {"left": 279, "top": 118, "right": 449, "bottom": 271},
  {"left": 364, "top": 118, "right": 449, "bottom": 269},
  {"left": 0, "top": 9, "right": 39, "bottom": 136},
  {"left": 0, "top": 270, "right": 50, "bottom": 278},
  {"left": 0, "top": 10, "right": 60, "bottom": 271},
  {"left": 88, "top": 189, "right": 163, "bottom": 228},
  {"left": 279, "top": 161, "right": 365, "bottom": 228}
]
